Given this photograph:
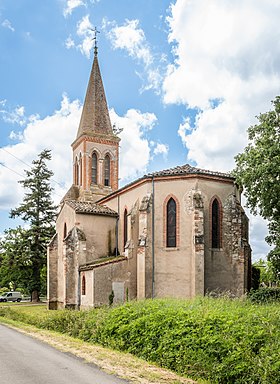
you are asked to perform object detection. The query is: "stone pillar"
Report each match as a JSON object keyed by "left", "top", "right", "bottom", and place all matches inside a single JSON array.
[
  {"left": 64, "top": 227, "right": 86, "bottom": 309},
  {"left": 137, "top": 194, "right": 152, "bottom": 299},
  {"left": 98, "top": 158, "right": 103, "bottom": 186},
  {"left": 124, "top": 212, "right": 134, "bottom": 258},
  {"left": 192, "top": 192, "right": 204, "bottom": 296},
  {"left": 137, "top": 244, "right": 146, "bottom": 299},
  {"left": 223, "top": 194, "right": 251, "bottom": 296},
  {"left": 47, "top": 233, "right": 58, "bottom": 310}
]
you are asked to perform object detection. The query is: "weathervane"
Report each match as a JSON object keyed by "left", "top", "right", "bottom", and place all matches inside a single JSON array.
[{"left": 90, "top": 26, "right": 100, "bottom": 56}]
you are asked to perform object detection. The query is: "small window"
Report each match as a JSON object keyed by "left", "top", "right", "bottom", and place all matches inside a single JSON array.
[
  {"left": 63, "top": 223, "right": 67, "bottom": 239},
  {"left": 79, "top": 154, "right": 83, "bottom": 186},
  {"left": 211, "top": 198, "right": 221, "bottom": 248},
  {"left": 75, "top": 158, "right": 79, "bottom": 185},
  {"left": 91, "top": 153, "right": 97, "bottom": 184},
  {"left": 82, "top": 275, "right": 86, "bottom": 295},
  {"left": 123, "top": 209, "right": 128, "bottom": 250},
  {"left": 166, "top": 198, "right": 176, "bottom": 247},
  {"left": 104, "top": 155, "right": 110, "bottom": 186}
]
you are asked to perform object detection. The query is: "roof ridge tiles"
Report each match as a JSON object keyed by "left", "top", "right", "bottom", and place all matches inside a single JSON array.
[{"left": 65, "top": 200, "right": 118, "bottom": 216}]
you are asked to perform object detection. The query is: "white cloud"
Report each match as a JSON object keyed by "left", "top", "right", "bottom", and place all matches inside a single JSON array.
[
  {"left": 0, "top": 95, "right": 158, "bottom": 213},
  {"left": 63, "top": 0, "right": 85, "bottom": 18},
  {"left": 153, "top": 143, "right": 169, "bottom": 157},
  {"left": 76, "top": 15, "right": 95, "bottom": 58},
  {"left": 245, "top": 208, "right": 273, "bottom": 262},
  {"left": 104, "top": 18, "right": 162, "bottom": 92},
  {"left": 0, "top": 105, "right": 27, "bottom": 126},
  {"left": 163, "top": 0, "right": 279, "bottom": 260},
  {"left": 65, "top": 36, "right": 75, "bottom": 49},
  {"left": 1, "top": 19, "right": 15, "bottom": 32},
  {"left": 109, "top": 108, "right": 157, "bottom": 181},
  {"left": 164, "top": 0, "right": 280, "bottom": 171},
  {"left": 65, "top": 15, "right": 95, "bottom": 58},
  {"left": 0, "top": 95, "right": 82, "bottom": 210},
  {"left": 9, "top": 130, "right": 24, "bottom": 141},
  {"left": 107, "top": 19, "right": 152, "bottom": 66}
]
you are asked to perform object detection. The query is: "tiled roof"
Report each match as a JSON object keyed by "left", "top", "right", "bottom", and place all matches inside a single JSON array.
[
  {"left": 79, "top": 255, "right": 127, "bottom": 271},
  {"left": 98, "top": 163, "right": 234, "bottom": 203},
  {"left": 76, "top": 53, "right": 113, "bottom": 139},
  {"left": 65, "top": 200, "right": 118, "bottom": 216},
  {"left": 146, "top": 164, "right": 233, "bottom": 179}
]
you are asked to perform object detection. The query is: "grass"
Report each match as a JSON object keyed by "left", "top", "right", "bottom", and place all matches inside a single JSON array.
[
  {"left": 0, "top": 314, "right": 197, "bottom": 384},
  {"left": 1, "top": 297, "right": 280, "bottom": 383}
]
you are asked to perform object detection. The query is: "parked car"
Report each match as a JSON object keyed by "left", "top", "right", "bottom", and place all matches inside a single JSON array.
[{"left": 0, "top": 291, "right": 22, "bottom": 302}]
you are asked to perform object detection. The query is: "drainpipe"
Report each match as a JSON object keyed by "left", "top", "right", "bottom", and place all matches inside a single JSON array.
[{"left": 152, "top": 176, "right": 155, "bottom": 298}]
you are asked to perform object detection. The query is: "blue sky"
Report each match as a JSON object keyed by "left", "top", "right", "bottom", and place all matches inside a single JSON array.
[{"left": 1, "top": 0, "right": 279, "bottom": 260}]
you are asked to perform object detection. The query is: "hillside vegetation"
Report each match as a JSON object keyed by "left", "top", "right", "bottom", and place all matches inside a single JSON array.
[{"left": 1, "top": 297, "right": 280, "bottom": 383}]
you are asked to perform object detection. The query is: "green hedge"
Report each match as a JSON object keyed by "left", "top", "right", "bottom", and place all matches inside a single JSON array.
[
  {"left": 248, "top": 287, "right": 280, "bottom": 303},
  {"left": 1, "top": 298, "right": 280, "bottom": 383}
]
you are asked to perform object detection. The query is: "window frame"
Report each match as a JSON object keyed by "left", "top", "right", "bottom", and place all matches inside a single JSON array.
[
  {"left": 81, "top": 275, "right": 86, "bottom": 296},
  {"left": 104, "top": 154, "right": 110, "bottom": 187},
  {"left": 79, "top": 153, "right": 83, "bottom": 186},
  {"left": 123, "top": 208, "right": 128, "bottom": 250},
  {"left": 166, "top": 197, "right": 177, "bottom": 248},
  {"left": 210, "top": 196, "right": 222, "bottom": 249},
  {"left": 91, "top": 152, "right": 98, "bottom": 184}
]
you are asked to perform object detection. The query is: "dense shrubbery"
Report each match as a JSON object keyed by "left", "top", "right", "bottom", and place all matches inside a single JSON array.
[
  {"left": 248, "top": 287, "right": 280, "bottom": 303},
  {"left": 1, "top": 298, "right": 280, "bottom": 383}
]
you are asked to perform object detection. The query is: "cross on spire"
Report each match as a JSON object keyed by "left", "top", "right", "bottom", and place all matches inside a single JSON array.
[{"left": 91, "top": 27, "right": 100, "bottom": 56}]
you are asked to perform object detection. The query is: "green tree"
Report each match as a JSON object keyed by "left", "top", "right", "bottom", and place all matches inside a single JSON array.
[
  {"left": 10, "top": 149, "right": 57, "bottom": 301},
  {"left": 0, "top": 226, "right": 32, "bottom": 292},
  {"left": 234, "top": 97, "right": 280, "bottom": 272},
  {"left": 253, "top": 258, "right": 276, "bottom": 286},
  {"left": 267, "top": 246, "right": 280, "bottom": 283}
]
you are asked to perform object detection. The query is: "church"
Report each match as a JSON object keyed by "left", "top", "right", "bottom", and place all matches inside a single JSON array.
[{"left": 47, "top": 46, "right": 251, "bottom": 309}]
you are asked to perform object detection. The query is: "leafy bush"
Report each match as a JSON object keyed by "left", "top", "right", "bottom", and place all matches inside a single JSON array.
[
  {"left": 1, "top": 298, "right": 280, "bottom": 383},
  {"left": 0, "top": 287, "right": 9, "bottom": 295},
  {"left": 248, "top": 287, "right": 280, "bottom": 303}
]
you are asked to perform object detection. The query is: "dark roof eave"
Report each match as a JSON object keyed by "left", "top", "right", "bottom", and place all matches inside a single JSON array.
[
  {"left": 65, "top": 200, "right": 118, "bottom": 216},
  {"left": 79, "top": 255, "right": 127, "bottom": 271},
  {"left": 75, "top": 210, "right": 118, "bottom": 217},
  {"left": 98, "top": 167, "right": 235, "bottom": 203}
]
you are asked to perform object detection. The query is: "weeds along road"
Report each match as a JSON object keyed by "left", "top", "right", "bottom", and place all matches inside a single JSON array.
[{"left": 0, "top": 324, "right": 128, "bottom": 384}]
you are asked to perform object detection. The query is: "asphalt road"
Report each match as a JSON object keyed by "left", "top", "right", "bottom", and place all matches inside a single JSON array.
[{"left": 0, "top": 324, "right": 128, "bottom": 384}]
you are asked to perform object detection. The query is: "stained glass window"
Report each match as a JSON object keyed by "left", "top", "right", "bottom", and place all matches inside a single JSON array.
[
  {"left": 104, "top": 155, "right": 110, "bottom": 186},
  {"left": 91, "top": 153, "right": 97, "bottom": 184},
  {"left": 123, "top": 209, "right": 128, "bottom": 250},
  {"left": 212, "top": 198, "right": 220, "bottom": 248},
  {"left": 167, "top": 198, "right": 176, "bottom": 247},
  {"left": 82, "top": 276, "right": 86, "bottom": 295}
]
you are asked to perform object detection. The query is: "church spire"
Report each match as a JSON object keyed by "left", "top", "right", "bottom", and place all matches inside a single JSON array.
[
  {"left": 71, "top": 37, "right": 120, "bottom": 199},
  {"left": 76, "top": 37, "right": 113, "bottom": 140}
]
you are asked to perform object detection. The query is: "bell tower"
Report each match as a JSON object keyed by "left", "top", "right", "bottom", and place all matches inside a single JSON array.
[{"left": 71, "top": 40, "right": 120, "bottom": 202}]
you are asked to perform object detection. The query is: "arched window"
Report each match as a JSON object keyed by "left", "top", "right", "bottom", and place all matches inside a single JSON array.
[
  {"left": 91, "top": 153, "right": 97, "bottom": 184},
  {"left": 211, "top": 198, "right": 221, "bottom": 248},
  {"left": 82, "top": 275, "right": 86, "bottom": 295},
  {"left": 79, "top": 153, "right": 83, "bottom": 186},
  {"left": 75, "top": 158, "right": 79, "bottom": 185},
  {"left": 166, "top": 198, "right": 176, "bottom": 247},
  {"left": 123, "top": 208, "right": 128, "bottom": 250},
  {"left": 104, "top": 154, "right": 110, "bottom": 186},
  {"left": 63, "top": 223, "right": 67, "bottom": 239}
]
